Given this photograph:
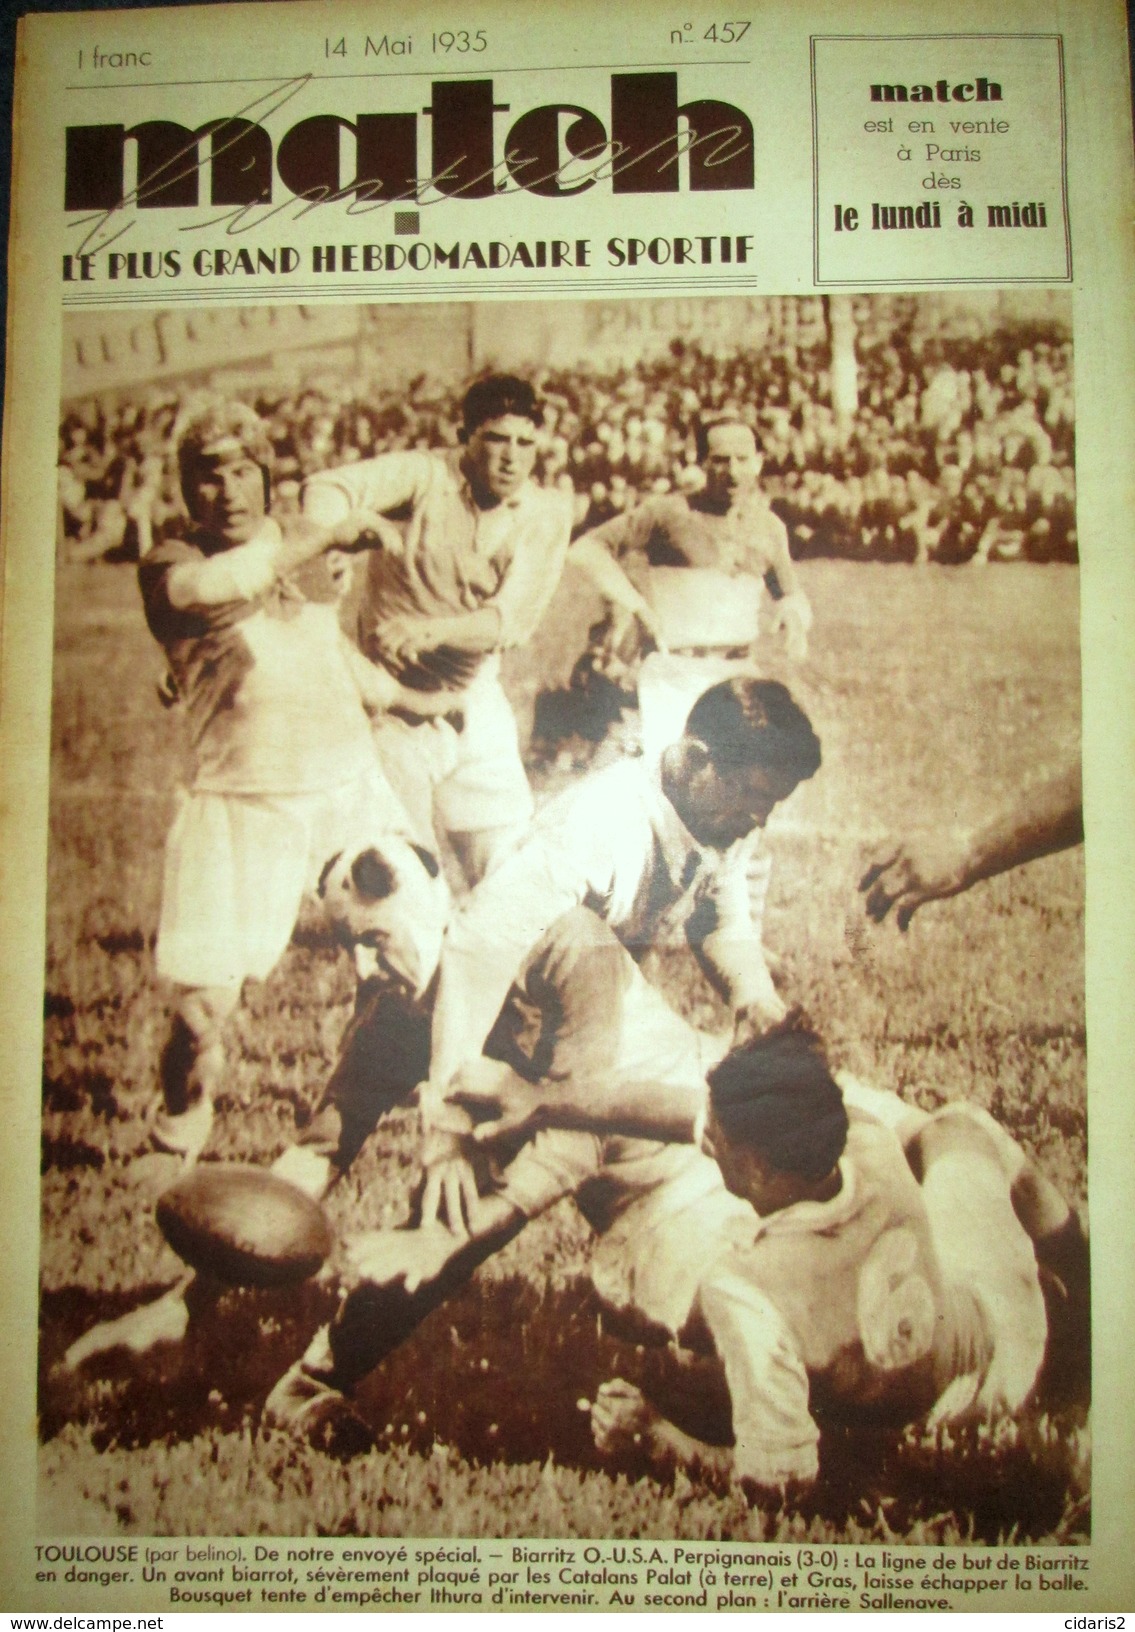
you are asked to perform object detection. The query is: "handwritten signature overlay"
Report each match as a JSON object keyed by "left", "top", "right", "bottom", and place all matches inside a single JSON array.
[{"left": 68, "top": 74, "right": 751, "bottom": 256}]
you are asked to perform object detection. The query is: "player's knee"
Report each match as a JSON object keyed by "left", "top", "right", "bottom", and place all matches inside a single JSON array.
[
  {"left": 162, "top": 988, "right": 236, "bottom": 1108},
  {"left": 178, "top": 984, "right": 240, "bottom": 1037},
  {"left": 915, "top": 1104, "right": 1013, "bottom": 1176}
]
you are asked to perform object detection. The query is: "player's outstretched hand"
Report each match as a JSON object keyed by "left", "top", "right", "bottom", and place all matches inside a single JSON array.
[
  {"left": 346, "top": 1226, "right": 457, "bottom": 1295},
  {"left": 732, "top": 993, "right": 789, "bottom": 1048},
  {"left": 448, "top": 1060, "right": 545, "bottom": 1145},
  {"left": 380, "top": 612, "right": 448, "bottom": 665},
  {"left": 590, "top": 1378, "right": 659, "bottom": 1456},
  {"left": 859, "top": 835, "right": 970, "bottom": 930},
  {"left": 276, "top": 508, "right": 400, "bottom": 577},
  {"left": 862, "top": 768, "right": 1083, "bottom": 929},
  {"left": 418, "top": 1151, "right": 480, "bottom": 1239}
]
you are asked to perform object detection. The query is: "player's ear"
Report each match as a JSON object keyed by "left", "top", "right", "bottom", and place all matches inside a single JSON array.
[{"left": 683, "top": 738, "right": 712, "bottom": 774}]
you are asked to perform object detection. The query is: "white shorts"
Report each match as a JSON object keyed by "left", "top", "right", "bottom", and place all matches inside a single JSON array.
[
  {"left": 637, "top": 651, "right": 755, "bottom": 763},
  {"left": 156, "top": 760, "right": 407, "bottom": 991},
  {"left": 373, "top": 672, "right": 534, "bottom": 840}
]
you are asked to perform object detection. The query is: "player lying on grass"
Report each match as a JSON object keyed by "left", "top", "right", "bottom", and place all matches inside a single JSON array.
[
  {"left": 298, "top": 374, "right": 575, "bottom": 887},
  {"left": 60, "top": 824, "right": 732, "bottom": 1390},
  {"left": 419, "top": 675, "right": 823, "bottom": 1224},
  {"left": 264, "top": 840, "right": 1086, "bottom": 1478},
  {"left": 859, "top": 762, "right": 1083, "bottom": 930},
  {"left": 575, "top": 1037, "right": 1087, "bottom": 1487},
  {"left": 137, "top": 402, "right": 450, "bottom": 1163},
  {"left": 320, "top": 1024, "right": 1087, "bottom": 1489},
  {"left": 262, "top": 882, "right": 749, "bottom": 1456}
]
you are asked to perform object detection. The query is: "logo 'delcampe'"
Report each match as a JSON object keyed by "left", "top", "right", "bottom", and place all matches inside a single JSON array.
[{"left": 64, "top": 75, "right": 756, "bottom": 211}]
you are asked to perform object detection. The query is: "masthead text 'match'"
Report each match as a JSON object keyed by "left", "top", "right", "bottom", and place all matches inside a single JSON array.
[{"left": 63, "top": 73, "right": 755, "bottom": 212}]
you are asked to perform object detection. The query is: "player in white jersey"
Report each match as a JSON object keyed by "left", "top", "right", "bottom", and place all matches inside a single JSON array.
[
  {"left": 301, "top": 375, "right": 575, "bottom": 886},
  {"left": 583, "top": 1033, "right": 1083, "bottom": 1491},
  {"left": 356, "top": 1023, "right": 1084, "bottom": 1494},
  {"left": 423, "top": 674, "right": 823, "bottom": 1213},
  {"left": 138, "top": 404, "right": 416, "bottom": 1161}
]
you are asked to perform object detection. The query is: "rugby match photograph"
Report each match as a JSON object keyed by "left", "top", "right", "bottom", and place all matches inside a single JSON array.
[{"left": 36, "top": 289, "right": 1090, "bottom": 1545}]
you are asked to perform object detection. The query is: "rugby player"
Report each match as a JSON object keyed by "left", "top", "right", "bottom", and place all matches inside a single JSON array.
[
  {"left": 299, "top": 374, "right": 574, "bottom": 886},
  {"left": 261, "top": 836, "right": 748, "bottom": 1456},
  {"left": 568, "top": 413, "right": 813, "bottom": 752},
  {"left": 582, "top": 1035, "right": 1084, "bottom": 1490},
  {"left": 64, "top": 663, "right": 808, "bottom": 1366},
  {"left": 137, "top": 403, "right": 416, "bottom": 1161},
  {"left": 420, "top": 675, "right": 822, "bottom": 1220},
  {"left": 265, "top": 849, "right": 1082, "bottom": 1484}
]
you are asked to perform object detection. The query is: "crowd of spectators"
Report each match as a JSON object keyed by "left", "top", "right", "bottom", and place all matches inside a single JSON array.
[{"left": 57, "top": 299, "right": 1076, "bottom": 567}]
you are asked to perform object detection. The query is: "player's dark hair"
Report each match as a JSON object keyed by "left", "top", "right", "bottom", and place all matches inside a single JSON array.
[
  {"left": 708, "top": 1024, "right": 848, "bottom": 1180},
  {"left": 461, "top": 374, "right": 543, "bottom": 436},
  {"left": 351, "top": 848, "right": 397, "bottom": 901},
  {"left": 320, "top": 842, "right": 438, "bottom": 902},
  {"left": 694, "top": 412, "right": 759, "bottom": 463},
  {"left": 685, "top": 678, "right": 821, "bottom": 783}
]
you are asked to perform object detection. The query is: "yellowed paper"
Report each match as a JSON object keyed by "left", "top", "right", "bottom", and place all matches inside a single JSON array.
[{"left": 2, "top": 0, "right": 1133, "bottom": 1610}]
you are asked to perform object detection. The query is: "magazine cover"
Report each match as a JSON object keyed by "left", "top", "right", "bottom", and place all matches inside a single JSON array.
[{"left": 2, "top": 0, "right": 1132, "bottom": 1611}]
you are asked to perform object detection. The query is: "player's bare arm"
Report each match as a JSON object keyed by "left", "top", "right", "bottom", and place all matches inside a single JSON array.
[
  {"left": 276, "top": 506, "right": 406, "bottom": 568},
  {"left": 379, "top": 604, "right": 503, "bottom": 665},
  {"left": 761, "top": 518, "right": 812, "bottom": 659},
  {"left": 691, "top": 837, "right": 788, "bottom": 1029},
  {"left": 165, "top": 510, "right": 405, "bottom": 610},
  {"left": 458, "top": 1064, "right": 705, "bottom": 1147},
  {"left": 861, "top": 762, "right": 1084, "bottom": 928},
  {"left": 567, "top": 533, "right": 666, "bottom": 647},
  {"left": 347, "top": 1190, "right": 522, "bottom": 1296}
]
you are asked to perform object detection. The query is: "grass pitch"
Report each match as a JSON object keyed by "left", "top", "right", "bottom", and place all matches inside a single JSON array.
[{"left": 37, "top": 558, "right": 1087, "bottom": 1541}]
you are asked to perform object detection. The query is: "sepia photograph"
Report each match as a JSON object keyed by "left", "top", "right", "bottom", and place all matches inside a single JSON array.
[{"left": 37, "top": 289, "right": 1088, "bottom": 1549}]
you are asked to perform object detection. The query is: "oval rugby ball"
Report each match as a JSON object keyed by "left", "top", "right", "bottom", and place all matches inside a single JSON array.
[{"left": 156, "top": 1163, "right": 332, "bottom": 1287}]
